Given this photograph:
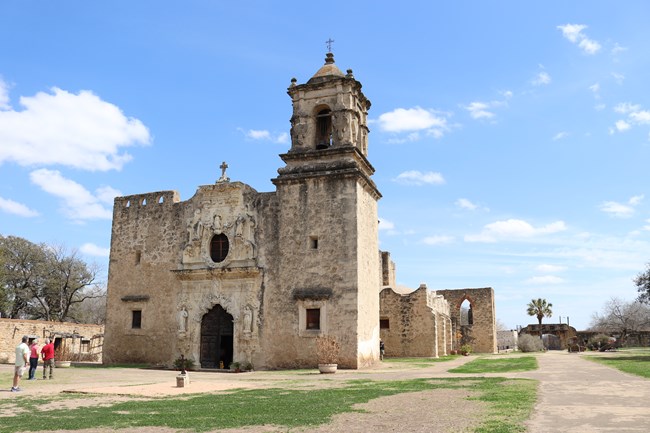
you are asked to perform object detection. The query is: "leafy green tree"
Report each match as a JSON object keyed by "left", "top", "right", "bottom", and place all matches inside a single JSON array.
[
  {"left": 526, "top": 298, "right": 553, "bottom": 325},
  {"left": 634, "top": 263, "right": 650, "bottom": 304},
  {"left": 0, "top": 235, "right": 103, "bottom": 322}
]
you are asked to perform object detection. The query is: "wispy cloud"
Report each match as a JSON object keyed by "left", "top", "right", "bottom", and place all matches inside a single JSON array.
[
  {"left": 29, "top": 169, "right": 120, "bottom": 221},
  {"left": 0, "top": 82, "right": 150, "bottom": 171},
  {"left": 552, "top": 131, "right": 568, "bottom": 141},
  {"left": 532, "top": 71, "right": 551, "bottom": 86},
  {"left": 599, "top": 195, "right": 643, "bottom": 218},
  {"left": 239, "top": 128, "right": 288, "bottom": 144},
  {"left": 524, "top": 275, "right": 565, "bottom": 285},
  {"left": 80, "top": 242, "right": 110, "bottom": 257},
  {"left": 465, "top": 219, "right": 567, "bottom": 243},
  {"left": 456, "top": 198, "right": 478, "bottom": 211},
  {"left": 394, "top": 170, "right": 445, "bottom": 186},
  {"left": 422, "top": 235, "right": 454, "bottom": 245},
  {"left": 378, "top": 217, "right": 395, "bottom": 231},
  {"left": 610, "top": 103, "right": 650, "bottom": 134},
  {"left": 536, "top": 264, "right": 567, "bottom": 273},
  {"left": 0, "top": 196, "right": 39, "bottom": 217},
  {"left": 557, "top": 24, "right": 601, "bottom": 55}
]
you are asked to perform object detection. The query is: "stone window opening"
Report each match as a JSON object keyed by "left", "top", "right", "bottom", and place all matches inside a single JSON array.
[
  {"left": 142, "top": 198, "right": 147, "bottom": 206},
  {"left": 131, "top": 310, "right": 142, "bottom": 329},
  {"left": 460, "top": 299, "right": 473, "bottom": 326},
  {"left": 135, "top": 250, "right": 141, "bottom": 265},
  {"left": 210, "top": 233, "right": 229, "bottom": 263},
  {"left": 158, "top": 196, "right": 164, "bottom": 204},
  {"left": 306, "top": 308, "right": 321, "bottom": 330},
  {"left": 380, "top": 318, "right": 390, "bottom": 329},
  {"left": 315, "top": 109, "right": 332, "bottom": 149},
  {"left": 310, "top": 236, "right": 319, "bottom": 249}
]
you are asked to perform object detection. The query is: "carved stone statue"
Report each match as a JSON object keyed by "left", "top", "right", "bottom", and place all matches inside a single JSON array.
[
  {"left": 243, "top": 306, "right": 253, "bottom": 333},
  {"left": 178, "top": 307, "right": 189, "bottom": 332}
]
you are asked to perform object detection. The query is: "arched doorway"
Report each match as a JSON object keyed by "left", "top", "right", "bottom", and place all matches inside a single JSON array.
[{"left": 200, "top": 304, "right": 234, "bottom": 368}]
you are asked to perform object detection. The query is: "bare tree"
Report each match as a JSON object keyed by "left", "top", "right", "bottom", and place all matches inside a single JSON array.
[{"left": 589, "top": 297, "right": 650, "bottom": 341}]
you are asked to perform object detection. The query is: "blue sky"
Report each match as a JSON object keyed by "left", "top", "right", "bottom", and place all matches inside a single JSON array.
[{"left": 1, "top": 1, "right": 649, "bottom": 330}]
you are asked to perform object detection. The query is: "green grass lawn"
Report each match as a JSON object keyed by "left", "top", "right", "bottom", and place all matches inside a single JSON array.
[
  {"left": 0, "top": 377, "right": 536, "bottom": 433},
  {"left": 585, "top": 350, "right": 650, "bottom": 379},
  {"left": 449, "top": 356, "right": 538, "bottom": 374}
]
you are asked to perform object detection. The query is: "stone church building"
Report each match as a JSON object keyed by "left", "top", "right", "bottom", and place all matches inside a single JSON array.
[{"left": 104, "top": 53, "right": 496, "bottom": 370}]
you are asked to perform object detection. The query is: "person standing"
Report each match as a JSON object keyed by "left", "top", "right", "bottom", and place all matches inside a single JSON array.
[
  {"left": 41, "top": 338, "right": 55, "bottom": 380},
  {"left": 12, "top": 336, "right": 30, "bottom": 392},
  {"left": 28, "top": 338, "right": 40, "bottom": 380}
]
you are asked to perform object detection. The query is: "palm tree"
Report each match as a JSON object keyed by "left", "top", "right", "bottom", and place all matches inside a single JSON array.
[{"left": 527, "top": 298, "right": 553, "bottom": 325}]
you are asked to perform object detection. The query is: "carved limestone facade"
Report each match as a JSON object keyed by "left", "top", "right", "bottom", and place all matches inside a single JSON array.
[{"left": 103, "top": 53, "right": 496, "bottom": 370}]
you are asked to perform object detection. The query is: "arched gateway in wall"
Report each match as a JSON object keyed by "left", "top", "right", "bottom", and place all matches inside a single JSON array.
[{"left": 200, "top": 304, "right": 233, "bottom": 368}]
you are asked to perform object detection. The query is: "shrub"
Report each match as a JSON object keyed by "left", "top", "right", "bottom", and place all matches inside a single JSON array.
[
  {"left": 316, "top": 335, "right": 340, "bottom": 364},
  {"left": 518, "top": 334, "right": 544, "bottom": 352},
  {"left": 587, "top": 334, "right": 614, "bottom": 351},
  {"left": 460, "top": 344, "right": 472, "bottom": 355},
  {"left": 173, "top": 355, "right": 195, "bottom": 371}
]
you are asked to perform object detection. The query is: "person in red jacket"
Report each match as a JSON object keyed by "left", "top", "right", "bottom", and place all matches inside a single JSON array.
[{"left": 41, "top": 338, "right": 55, "bottom": 380}]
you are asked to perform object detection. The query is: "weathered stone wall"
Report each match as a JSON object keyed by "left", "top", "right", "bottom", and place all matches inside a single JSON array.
[
  {"left": 380, "top": 251, "right": 396, "bottom": 288},
  {"left": 104, "top": 190, "right": 185, "bottom": 365},
  {"left": 521, "top": 324, "right": 576, "bottom": 350},
  {"left": 437, "top": 288, "right": 497, "bottom": 354},
  {"left": 0, "top": 319, "right": 103, "bottom": 364},
  {"left": 379, "top": 286, "right": 451, "bottom": 357}
]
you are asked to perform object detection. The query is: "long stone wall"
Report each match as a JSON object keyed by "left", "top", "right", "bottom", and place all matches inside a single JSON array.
[{"left": 0, "top": 318, "right": 104, "bottom": 364}]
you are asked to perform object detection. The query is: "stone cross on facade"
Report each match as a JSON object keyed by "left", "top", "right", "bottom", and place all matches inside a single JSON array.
[
  {"left": 326, "top": 38, "right": 335, "bottom": 53},
  {"left": 217, "top": 161, "right": 230, "bottom": 183}
]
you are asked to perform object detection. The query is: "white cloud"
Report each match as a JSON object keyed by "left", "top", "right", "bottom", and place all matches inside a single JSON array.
[
  {"left": 532, "top": 71, "right": 551, "bottom": 86},
  {"left": 95, "top": 185, "right": 122, "bottom": 205},
  {"left": 456, "top": 198, "right": 478, "bottom": 211},
  {"left": 465, "top": 219, "right": 567, "bottom": 243},
  {"left": 0, "top": 78, "right": 10, "bottom": 110},
  {"left": 524, "top": 275, "right": 565, "bottom": 285},
  {"left": 589, "top": 83, "right": 600, "bottom": 97},
  {"left": 614, "top": 103, "right": 641, "bottom": 114},
  {"left": 464, "top": 101, "right": 494, "bottom": 119},
  {"left": 29, "top": 168, "right": 113, "bottom": 221},
  {"left": 552, "top": 131, "right": 568, "bottom": 141},
  {"left": 241, "top": 129, "right": 290, "bottom": 144},
  {"left": 0, "top": 196, "right": 39, "bottom": 217},
  {"left": 0, "top": 86, "right": 150, "bottom": 171},
  {"left": 536, "top": 264, "right": 567, "bottom": 273},
  {"left": 422, "top": 235, "right": 454, "bottom": 245},
  {"left": 378, "top": 217, "right": 395, "bottom": 231},
  {"left": 630, "top": 111, "right": 650, "bottom": 125},
  {"left": 246, "top": 129, "right": 270, "bottom": 140},
  {"left": 80, "top": 243, "right": 110, "bottom": 257},
  {"left": 557, "top": 24, "right": 601, "bottom": 55},
  {"left": 557, "top": 24, "right": 587, "bottom": 43},
  {"left": 378, "top": 107, "right": 449, "bottom": 139},
  {"left": 394, "top": 170, "right": 445, "bottom": 186},
  {"left": 615, "top": 120, "right": 631, "bottom": 132},
  {"left": 599, "top": 195, "right": 643, "bottom": 218}
]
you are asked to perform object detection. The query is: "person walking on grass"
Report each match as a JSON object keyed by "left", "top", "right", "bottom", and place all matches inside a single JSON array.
[
  {"left": 12, "top": 336, "right": 29, "bottom": 392},
  {"left": 41, "top": 338, "right": 55, "bottom": 379},
  {"left": 28, "top": 338, "right": 39, "bottom": 380}
]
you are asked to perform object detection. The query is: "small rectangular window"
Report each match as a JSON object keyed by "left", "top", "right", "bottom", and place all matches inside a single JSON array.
[
  {"left": 380, "top": 319, "right": 390, "bottom": 329},
  {"left": 135, "top": 250, "right": 141, "bottom": 265},
  {"left": 132, "top": 310, "right": 142, "bottom": 329},
  {"left": 306, "top": 308, "right": 320, "bottom": 330},
  {"left": 310, "top": 236, "right": 319, "bottom": 249}
]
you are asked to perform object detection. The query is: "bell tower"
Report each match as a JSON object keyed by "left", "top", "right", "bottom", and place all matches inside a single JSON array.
[
  {"left": 287, "top": 52, "right": 371, "bottom": 155},
  {"left": 269, "top": 52, "right": 381, "bottom": 369}
]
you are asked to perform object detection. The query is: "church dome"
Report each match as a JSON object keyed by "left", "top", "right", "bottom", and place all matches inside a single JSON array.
[{"left": 307, "top": 52, "right": 345, "bottom": 84}]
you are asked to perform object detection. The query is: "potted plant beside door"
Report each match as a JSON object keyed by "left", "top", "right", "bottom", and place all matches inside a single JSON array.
[{"left": 316, "top": 335, "right": 340, "bottom": 374}]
